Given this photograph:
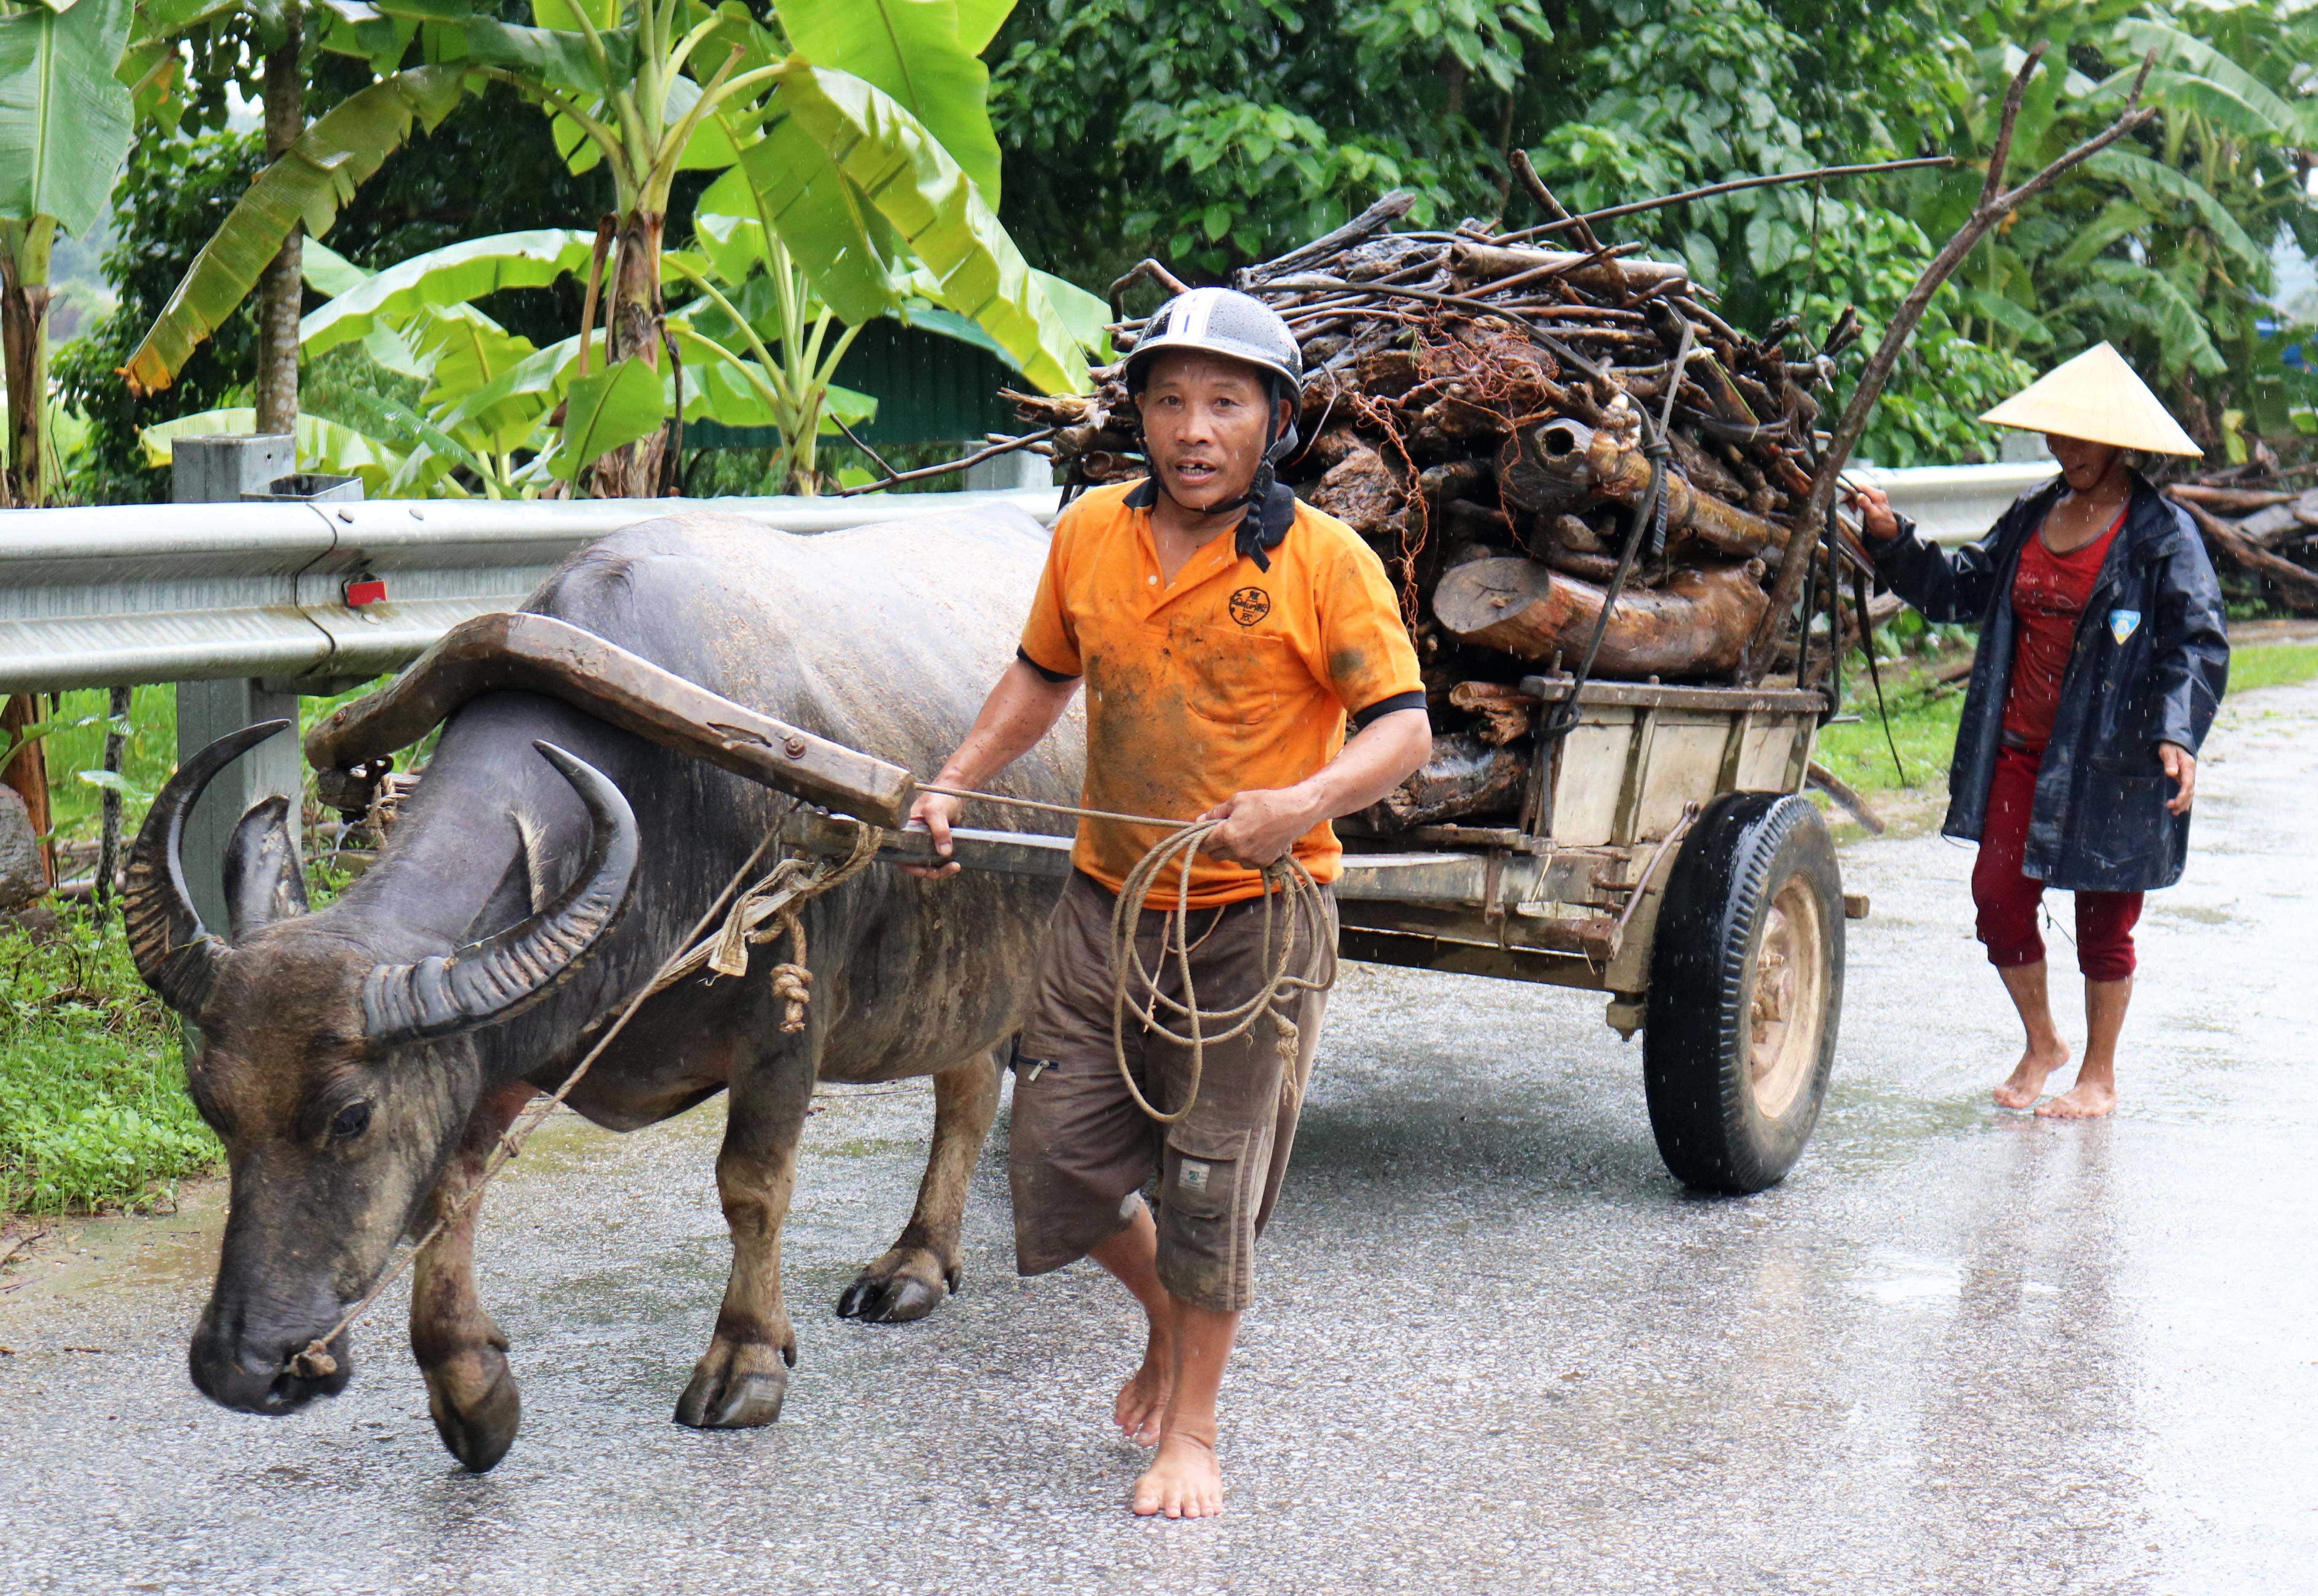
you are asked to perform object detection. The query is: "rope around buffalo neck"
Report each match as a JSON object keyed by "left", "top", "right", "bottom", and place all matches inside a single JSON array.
[
  {"left": 286, "top": 814, "right": 882, "bottom": 1382},
  {"left": 922, "top": 784, "right": 1337, "bottom": 1126}
]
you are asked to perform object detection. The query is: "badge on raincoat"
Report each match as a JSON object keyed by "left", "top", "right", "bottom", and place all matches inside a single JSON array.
[{"left": 2108, "top": 609, "right": 2141, "bottom": 644}]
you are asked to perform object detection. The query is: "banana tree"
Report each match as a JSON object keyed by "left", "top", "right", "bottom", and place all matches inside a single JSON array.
[
  {"left": 141, "top": 229, "right": 907, "bottom": 496},
  {"left": 0, "top": 0, "right": 136, "bottom": 507},
  {"left": 123, "top": 0, "right": 1095, "bottom": 497}
]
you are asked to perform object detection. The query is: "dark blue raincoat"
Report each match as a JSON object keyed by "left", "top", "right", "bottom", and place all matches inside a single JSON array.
[{"left": 1872, "top": 472, "right": 2229, "bottom": 893}]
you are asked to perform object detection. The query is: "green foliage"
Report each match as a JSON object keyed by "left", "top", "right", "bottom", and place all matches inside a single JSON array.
[
  {"left": 120, "top": 63, "right": 466, "bottom": 394},
  {"left": 553, "top": 353, "right": 663, "bottom": 478},
  {"left": 0, "top": 0, "right": 136, "bottom": 237},
  {"left": 2228, "top": 642, "right": 2318, "bottom": 696},
  {"left": 52, "top": 127, "right": 265, "bottom": 504},
  {"left": 991, "top": 0, "right": 2315, "bottom": 466},
  {"left": 0, "top": 904, "right": 217, "bottom": 1216}
]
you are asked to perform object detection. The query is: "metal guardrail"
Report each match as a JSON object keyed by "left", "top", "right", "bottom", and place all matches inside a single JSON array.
[
  {"left": 1849, "top": 460, "right": 2054, "bottom": 546},
  {"left": 0, "top": 489, "right": 1059, "bottom": 695},
  {"left": 0, "top": 466, "right": 2050, "bottom": 696}
]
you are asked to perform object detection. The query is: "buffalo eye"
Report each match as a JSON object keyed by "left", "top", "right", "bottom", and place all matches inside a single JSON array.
[{"left": 328, "top": 1101, "right": 373, "bottom": 1143}]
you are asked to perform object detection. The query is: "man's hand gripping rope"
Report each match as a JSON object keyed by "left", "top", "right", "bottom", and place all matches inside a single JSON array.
[{"left": 921, "top": 784, "right": 1336, "bottom": 1126}]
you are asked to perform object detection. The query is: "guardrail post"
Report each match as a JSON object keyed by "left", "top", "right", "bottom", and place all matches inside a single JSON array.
[
  {"left": 170, "top": 434, "right": 295, "bottom": 504},
  {"left": 172, "top": 434, "right": 304, "bottom": 932},
  {"left": 965, "top": 450, "right": 1052, "bottom": 491},
  {"left": 176, "top": 680, "right": 302, "bottom": 930}
]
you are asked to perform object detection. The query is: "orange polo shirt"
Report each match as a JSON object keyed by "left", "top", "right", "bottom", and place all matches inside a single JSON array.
[{"left": 1019, "top": 478, "right": 1425, "bottom": 908}]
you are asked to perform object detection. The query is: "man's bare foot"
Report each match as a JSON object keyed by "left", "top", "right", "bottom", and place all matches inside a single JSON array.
[
  {"left": 1114, "top": 1340, "right": 1172, "bottom": 1447},
  {"left": 1132, "top": 1432, "right": 1223, "bottom": 1518},
  {"left": 2036, "top": 1078, "right": 2116, "bottom": 1119},
  {"left": 1993, "top": 1038, "right": 2071, "bottom": 1110}
]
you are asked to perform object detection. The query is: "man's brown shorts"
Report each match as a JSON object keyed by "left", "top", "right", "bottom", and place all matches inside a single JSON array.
[{"left": 1009, "top": 871, "right": 1336, "bottom": 1313}]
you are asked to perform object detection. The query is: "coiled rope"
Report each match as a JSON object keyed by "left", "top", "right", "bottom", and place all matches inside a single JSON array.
[{"left": 922, "top": 785, "right": 1337, "bottom": 1125}]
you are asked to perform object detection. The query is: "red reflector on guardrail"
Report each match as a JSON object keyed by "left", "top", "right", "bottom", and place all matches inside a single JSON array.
[{"left": 344, "top": 578, "right": 387, "bottom": 608}]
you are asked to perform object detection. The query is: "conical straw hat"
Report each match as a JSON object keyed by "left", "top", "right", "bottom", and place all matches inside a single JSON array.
[{"left": 1977, "top": 342, "right": 2202, "bottom": 456}]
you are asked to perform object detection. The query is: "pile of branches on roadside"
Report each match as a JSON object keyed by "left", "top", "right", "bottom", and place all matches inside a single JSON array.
[{"left": 2159, "top": 474, "right": 2318, "bottom": 615}]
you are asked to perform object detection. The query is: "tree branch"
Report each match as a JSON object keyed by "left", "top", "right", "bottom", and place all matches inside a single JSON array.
[{"left": 1738, "top": 47, "right": 2160, "bottom": 681}]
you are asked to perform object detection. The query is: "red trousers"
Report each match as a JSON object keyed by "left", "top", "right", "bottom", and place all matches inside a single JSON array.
[{"left": 1973, "top": 745, "right": 2143, "bottom": 983}]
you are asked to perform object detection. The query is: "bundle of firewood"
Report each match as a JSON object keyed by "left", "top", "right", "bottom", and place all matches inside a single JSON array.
[
  {"left": 1005, "top": 197, "right": 1860, "bottom": 828},
  {"left": 2161, "top": 478, "right": 2318, "bottom": 615}
]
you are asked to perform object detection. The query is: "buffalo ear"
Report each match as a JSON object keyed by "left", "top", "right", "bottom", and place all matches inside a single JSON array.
[{"left": 224, "top": 795, "right": 309, "bottom": 944}]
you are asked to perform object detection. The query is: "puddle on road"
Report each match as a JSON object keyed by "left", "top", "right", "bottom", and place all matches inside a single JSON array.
[{"left": 0, "top": 1178, "right": 229, "bottom": 1313}]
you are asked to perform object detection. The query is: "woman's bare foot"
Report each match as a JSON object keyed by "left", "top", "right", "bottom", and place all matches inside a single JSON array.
[
  {"left": 1114, "top": 1335, "right": 1172, "bottom": 1446},
  {"left": 2036, "top": 1077, "right": 2116, "bottom": 1119},
  {"left": 1132, "top": 1431, "right": 1223, "bottom": 1518},
  {"left": 1993, "top": 1037, "right": 2070, "bottom": 1110}
]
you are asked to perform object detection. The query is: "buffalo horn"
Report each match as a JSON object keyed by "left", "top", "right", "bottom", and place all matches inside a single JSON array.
[
  {"left": 125, "top": 720, "right": 294, "bottom": 1017},
  {"left": 361, "top": 742, "right": 639, "bottom": 1046}
]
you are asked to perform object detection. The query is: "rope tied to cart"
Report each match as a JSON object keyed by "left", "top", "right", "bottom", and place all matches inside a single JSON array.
[{"left": 922, "top": 784, "right": 1337, "bottom": 1126}]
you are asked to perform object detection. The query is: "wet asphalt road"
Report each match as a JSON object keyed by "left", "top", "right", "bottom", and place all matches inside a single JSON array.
[{"left": 6, "top": 678, "right": 2316, "bottom": 1596}]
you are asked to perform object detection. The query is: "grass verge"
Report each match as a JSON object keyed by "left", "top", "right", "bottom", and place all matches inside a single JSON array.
[
  {"left": 1816, "top": 638, "right": 2318, "bottom": 809},
  {"left": 0, "top": 901, "right": 218, "bottom": 1215}
]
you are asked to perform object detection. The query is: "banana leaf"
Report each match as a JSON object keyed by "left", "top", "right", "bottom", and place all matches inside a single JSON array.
[
  {"left": 777, "top": 0, "right": 1003, "bottom": 204},
  {"left": 338, "top": 388, "right": 502, "bottom": 497},
  {"left": 0, "top": 0, "right": 134, "bottom": 236},
  {"left": 952, "top": 0, "right": 1012, "bottom": 55},
  {"left": 123, "top": 64, "right": 469, "bottom": 395},
  {"left": 299, "top": 228, "right": 595, "bottom": 354},
  {"left": 553, "top": 355, "right": 663, "bottom": 480},
  {"left": 778, "top": 60, "right": 1089, "bottom": 394},
  {"left": 299, "top": 236, "right": 373, "bottom": 298},
  {"left": 2101, "top": 19, "right": 2315, "bottom": 143},
  {"left": 2084, "top": 149, "right": 2271, "bottom": 284},
  {"left": 2076, "top": 260, "right": 2228, "bottom": 378},
  {"left": 463, "top": 15, "right": 636, "bottom": 99},
  {"left": 702, "top": 113, "right": 902, "bottom": 328}
]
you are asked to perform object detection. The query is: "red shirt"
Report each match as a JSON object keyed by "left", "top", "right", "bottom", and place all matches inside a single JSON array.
[{"left": 2002, "top": 508, "right": 2124, "bottom": 752}]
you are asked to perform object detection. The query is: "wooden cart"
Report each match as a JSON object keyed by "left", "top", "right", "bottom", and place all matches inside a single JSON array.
[{"left": 834, "top": 672, "right": 1854, "bottom": 1195}]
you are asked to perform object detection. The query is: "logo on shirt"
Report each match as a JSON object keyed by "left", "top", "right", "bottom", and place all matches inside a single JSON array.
[
  {"left": 1228, "top": 586, "right": 1271, "bottom": 627},
  {"left": 2108, "top": 608, "right": 2142, "bottom": 644}
]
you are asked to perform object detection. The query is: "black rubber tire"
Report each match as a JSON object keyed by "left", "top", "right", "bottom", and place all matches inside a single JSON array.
[{"left": 1643, "top": 791, "right": 1844, "bottom": 1194}]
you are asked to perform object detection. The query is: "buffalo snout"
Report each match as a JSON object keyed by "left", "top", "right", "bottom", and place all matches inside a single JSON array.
[{"left": 189, "top": 1298, "right": 354, "bottom": 1414}]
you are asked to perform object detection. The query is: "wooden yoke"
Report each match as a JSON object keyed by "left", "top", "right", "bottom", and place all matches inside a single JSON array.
[{"left": 304, "top": 613, "right": 917, "bottom": 827}]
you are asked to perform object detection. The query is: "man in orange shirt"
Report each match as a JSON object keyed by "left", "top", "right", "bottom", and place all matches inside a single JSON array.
[{"left": 910, "top": 288, "right": 1431, "bottom": 1518}]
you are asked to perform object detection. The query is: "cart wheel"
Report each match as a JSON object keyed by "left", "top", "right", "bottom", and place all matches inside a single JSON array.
[{"left": 1643, "top": 791, "right": 1843, "bottom": 1194}]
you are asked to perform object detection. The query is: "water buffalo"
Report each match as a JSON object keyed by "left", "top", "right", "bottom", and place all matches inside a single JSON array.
[{"left": 127, "top": 506, "right": 1080, "bottom": 1472}]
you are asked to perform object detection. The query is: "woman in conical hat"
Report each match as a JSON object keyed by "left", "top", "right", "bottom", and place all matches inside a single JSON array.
[{"left": 1846, "top": 344, "right": 2229, "bottom": 1120}]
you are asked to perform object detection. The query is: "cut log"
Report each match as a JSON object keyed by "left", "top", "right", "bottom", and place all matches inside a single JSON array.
[
  {"left": 2175, "top": 497, "right": 2318, "bottom": 614},
  {"left": 1367, "top": 733, "right": 1529, "bottom": 829},
  {"left": 1439, "top": 497, "right": 1512, "bottom": 542},
  {"left": 1434, "top": 557, "right": 1771, "bottom": 678},
  {"left": 2163, "top": 483, "right": 2297, "bottom": 513},
  {"left": 1496, "top": 415, "right": 1789, "bottom": 558},
  {"left": 1307, "top": 444, "right": 1403, "bottom": 537},
  {"left": 1447, "top": 681, "right": 1536, "bottom": 745}
]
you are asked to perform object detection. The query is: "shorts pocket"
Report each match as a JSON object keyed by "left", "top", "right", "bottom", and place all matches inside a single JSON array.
[{"left": 1162, "top": 1122, "right": 1250, "bottom": 1222}]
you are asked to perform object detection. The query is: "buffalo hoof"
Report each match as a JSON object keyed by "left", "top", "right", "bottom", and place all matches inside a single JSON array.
[
  {"left": 675, "top": 1340, "right": 791, "bottom": 1429},
  {"left": 836, "top": 1249, "right": 957, "bottom": 1324},
  {"left": 423, "top": 1347, "right": 521, "bottom": 1473}
]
